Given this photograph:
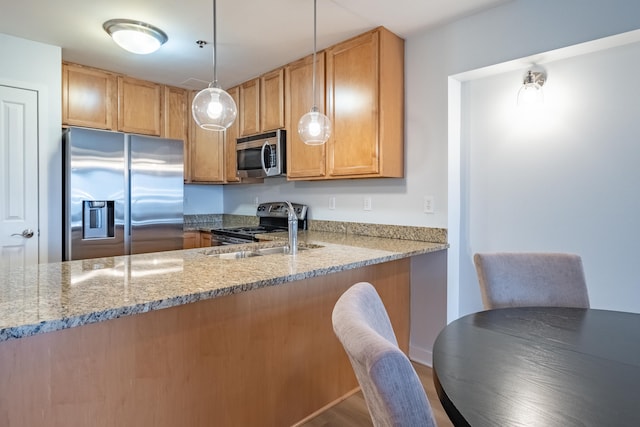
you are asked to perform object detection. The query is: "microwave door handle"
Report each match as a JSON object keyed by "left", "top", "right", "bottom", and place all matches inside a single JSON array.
[{"left": 261, "top": 141, "right": 269, "bottom": 174}]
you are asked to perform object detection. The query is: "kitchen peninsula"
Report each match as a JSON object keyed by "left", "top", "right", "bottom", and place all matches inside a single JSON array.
[{"left": 0, "top": 230, "right": 446, "bottom": 427}]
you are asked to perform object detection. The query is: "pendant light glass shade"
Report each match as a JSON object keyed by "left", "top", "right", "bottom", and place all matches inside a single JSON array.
[
  {"left": 298, "top": 108, "right": 331, "bottom": 145},
  {"left": 298, "top": 0, "right": 331, "bottom": 145},
  {"left": 191, "top": 0, "right": 237, "bottom": 131},
  {"left": 192, "top": 84, "right": 237, "bottom": 130}
]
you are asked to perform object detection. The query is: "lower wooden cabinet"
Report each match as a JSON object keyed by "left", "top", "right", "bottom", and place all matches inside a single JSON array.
[
  {"left": 183, "top": 231, "right": 212, "bottom": 248},
  {"left": 183, "top": 231, "right": 200, "bottom": 249},
  {"left": 200, "top": 232, "right": 212, "bottom": 247}
]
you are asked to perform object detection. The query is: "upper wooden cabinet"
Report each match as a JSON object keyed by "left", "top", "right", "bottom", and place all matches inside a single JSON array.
[
  {"left": 189, "top": 91, "right": 225, "bottom": 183},
  {"left": 163, "top": 86, "right": 188, "bottom": 141},
  {"left": 117, "top": 76, "right": 162, "bottom": 136},
  {"left": 163, "top": 86, "right": 189, "bottom": 181},
  {"left": 239, "top": 68, "right": 285, "bottom": 137},
  {"left": 260, "top": 68, "right": 285, "bottom": 131},
  {"left": 285, "top": 53, "right": 327, "bottom": 179},
  {"left": 224, "top": 85, "right": 241, "bottom": 183},
  {"left": 62, "top": 63, "right": 117, "bottom": 130},
  {"left": 286, "top": 27, "right": 404, "bottom": 180},
  {"left": 325, "top": 27, "right": 404, "bottom": 179},
  {"left": 239, "top": 78, "right": 260, "bottom": 136}
]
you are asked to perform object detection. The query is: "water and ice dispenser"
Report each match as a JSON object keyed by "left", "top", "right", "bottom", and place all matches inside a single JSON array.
[{"left": 82, "top": 201, "right": 115, "bottom": 239}]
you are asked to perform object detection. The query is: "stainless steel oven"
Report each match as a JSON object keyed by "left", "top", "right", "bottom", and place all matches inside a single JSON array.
[{"left": 236, "top": 129, "right": 286, "bottom": 178}]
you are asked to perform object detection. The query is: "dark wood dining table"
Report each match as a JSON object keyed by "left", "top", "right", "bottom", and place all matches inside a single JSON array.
[{"left": 432, "top": 307, "right": 640, "bottom": 427}]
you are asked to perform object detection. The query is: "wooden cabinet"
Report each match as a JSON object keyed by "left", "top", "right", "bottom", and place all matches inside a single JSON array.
[
  {"left": 286, "top": 27, "right": 404, "bottom": 181},
  {"left": 200, "top": 232, "right": 212, "bottom": 247},
  {"left": 285, "top": 53, "right": 327, "bottom": 179},
  {"left": 117, "top": 76, "right": 162, "bottom": 136},
  {"left": 62, "top": 63, "right": 117, "bottom": 129},
  {"left": 183, "top": 231, "right": 200, "bottom": 249},
  {"left": 163, "top": 86, "right": 190, "bottom": 181},
  {"left": 163, "top": 86, "right": 188, "bottom": 141},
  {"left": 239, "top": 68, "right": 285, "bottom": 137},
  {"left": 325, "top": 27, "right": 404, "bottom": 179},
  {"left": 189, "top": 91, "right": 225, "bottom": 183},
  {"left": 260, "top": 68, "right": 285, "bottom": 131},
  {"left": 224, "top": 85, "right": 241, "bottom": 183},
  {"left": 183, "top": 231, "right": 213, "bottom": 248},
  {"left": 239, "top": 78, "right": 260, "bottom": 136}
]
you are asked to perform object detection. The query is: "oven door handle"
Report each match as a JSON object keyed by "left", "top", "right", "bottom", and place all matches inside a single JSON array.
[{"left": 261, "top": 142, "right": 270, "bottom": 174}]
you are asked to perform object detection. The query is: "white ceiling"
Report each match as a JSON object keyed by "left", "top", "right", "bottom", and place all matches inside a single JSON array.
[{"left": 0, "top": 0, "right": 510, "bottom": 89}]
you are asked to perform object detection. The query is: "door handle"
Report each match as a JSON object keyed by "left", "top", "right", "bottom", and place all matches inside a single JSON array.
[{"left": 11, "top": 229, "right": 34, "bottom": 238}]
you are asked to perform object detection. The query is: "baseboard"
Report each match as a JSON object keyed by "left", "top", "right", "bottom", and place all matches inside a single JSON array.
[{"left": 409, "top": 344, "right": 433, "bottom": 367}]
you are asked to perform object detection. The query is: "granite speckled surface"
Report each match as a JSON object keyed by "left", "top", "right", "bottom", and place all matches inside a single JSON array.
[
  {"left": 185, "top": 214, "right": 448, "bottom": 244},
  {"left": 0, "top": 230, "right": 447, "bottom": 342}
]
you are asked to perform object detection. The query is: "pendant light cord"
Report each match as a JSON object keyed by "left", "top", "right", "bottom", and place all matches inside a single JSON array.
[
  {"left": 212, "top": 0, "right": 218, "bottom": 87},
  {"left": 312, "top": 0, "right": 317, "bottom": 111}
]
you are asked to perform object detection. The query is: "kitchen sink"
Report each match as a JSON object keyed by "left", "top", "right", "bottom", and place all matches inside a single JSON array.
[
  {"left": 217, "top": 250, "right": 262, "bottom": 260},
  {"left": 203, "top": 243, "right": 322, "bottom": 259}
]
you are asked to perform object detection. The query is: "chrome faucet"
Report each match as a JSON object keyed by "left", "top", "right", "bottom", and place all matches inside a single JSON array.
[{"left": 284, "top": 201, "right": 298, "bottom": 255}]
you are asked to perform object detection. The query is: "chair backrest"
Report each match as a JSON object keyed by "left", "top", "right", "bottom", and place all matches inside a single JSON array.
[
  {"left": 473, "top": 252, "right": 590, "bottom": 310},
  {"left": 332, "top": 282, "right": 437, "bottom": 427}
]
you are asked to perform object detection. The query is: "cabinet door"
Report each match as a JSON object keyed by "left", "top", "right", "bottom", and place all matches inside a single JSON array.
[
  {"left": 200, "top": 232, "right": 212, "bottom": 247},
  {"left": 62, "top": 63, "right": 117, "bottom": 130},
  {"left": 326, "top": 31, "right": 380, "bottom": 177},
  {"left": 224, "top": 86, "right": 240, "bottom": 183},
  {"left": 260, "top": 68, "right": 285, "bottom": 131},
  {"left": 183, "top": 231, "right": 200, "bottom": 249},
  {"left": 189, "top": 91, "right": 225, "bottom": 183},
  {"left": 239, "top": 78, "right": 260, "bottom": 136},
  {"left": 118, "top": 76, "right": 162, "bottom": 136},
  {"left": 285, "top": 53, "right": 326, "bottom": 179},
  {"left": 163, "top": 86, "right": 190, "bottom": 182},
  {"left": 163, "top": 86, "right": 188, "bottom": 141}
]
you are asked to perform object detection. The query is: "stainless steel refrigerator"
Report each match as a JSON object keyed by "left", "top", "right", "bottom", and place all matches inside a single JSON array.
[{"left": 63, "top": 127, "right": 184, "bottom": 261}]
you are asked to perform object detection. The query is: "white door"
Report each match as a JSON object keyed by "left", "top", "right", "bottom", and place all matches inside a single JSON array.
[{"left": 0, "top": 85, "right": 39, "bottom": 267}]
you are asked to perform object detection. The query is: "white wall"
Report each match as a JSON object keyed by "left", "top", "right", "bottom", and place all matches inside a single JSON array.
[
  {"left": 184, "top": 184, "right": 223, "bottom": 214},
  {"left": 425, "top": 0, "right": 640, "bottom": 320},
  {"left": 0, "top": 33, "right": 61, "bottom": 263},
  {"left": 460, "top": 39, "right": 640, "bottom": 315}
]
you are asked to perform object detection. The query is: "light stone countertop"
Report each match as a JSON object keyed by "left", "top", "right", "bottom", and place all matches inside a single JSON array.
[{"left": 0, "top": 231, "right": 447, "bottom": 342}]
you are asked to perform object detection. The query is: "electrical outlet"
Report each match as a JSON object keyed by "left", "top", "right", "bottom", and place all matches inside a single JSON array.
[
  {"left": 329, "top": 196, "right": 336, "bottom": 210},
  {"left": 424, "top": 196, "right": 434, "bottom": 214},
  {"left": 364, "top": 197, "right": 372, "bottom": 211}
]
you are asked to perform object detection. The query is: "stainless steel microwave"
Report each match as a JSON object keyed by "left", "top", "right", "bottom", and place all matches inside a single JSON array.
[{"left": 236, "top": 129, "right": 286, "bottom": 178}]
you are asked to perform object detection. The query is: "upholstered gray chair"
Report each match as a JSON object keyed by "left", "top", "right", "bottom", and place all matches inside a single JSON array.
[
  {"left": 332, "top": 282, "right": 437, "bottom": 427},
  {"left": 473, "top": 252, "right": 590, "bottom": 310}
]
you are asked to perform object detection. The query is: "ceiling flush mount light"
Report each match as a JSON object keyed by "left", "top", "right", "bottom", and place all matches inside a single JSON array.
[
  {"left": 517, "top": 70, "right": 546, "bottom": 106},
  {"left": 298, "top": 0, "right": 331, "bottom": 145},
  {"left": 103, "top": 19, "right": 168, "bottom": 55},
  {"left": 191, "top": 0, "right": 237, "bottom": 131}
]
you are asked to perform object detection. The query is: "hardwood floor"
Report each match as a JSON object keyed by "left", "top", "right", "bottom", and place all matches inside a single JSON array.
[{"left": 297, "top": 362, "right": 454, "bottom": 427}]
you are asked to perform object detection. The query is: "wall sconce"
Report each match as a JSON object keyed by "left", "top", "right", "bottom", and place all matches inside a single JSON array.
[
  {"left": 103, "top": 19, "right": 168, "bottom": 55},
  {"left": 517, "top": 70, "right": 546, "bottom": 106}
]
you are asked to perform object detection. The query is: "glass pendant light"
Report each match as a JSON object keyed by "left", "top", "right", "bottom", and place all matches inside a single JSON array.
[
  {"left": 192, "top": 0, "right": 237, "bottom": 131},
  {"left": 298, "top": 0, "right": 331, "bottom": 145}
]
